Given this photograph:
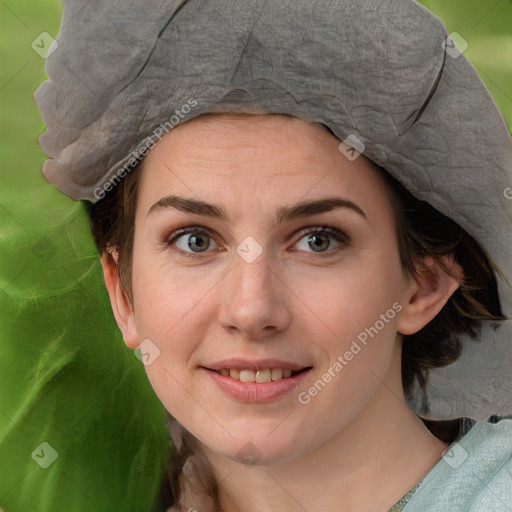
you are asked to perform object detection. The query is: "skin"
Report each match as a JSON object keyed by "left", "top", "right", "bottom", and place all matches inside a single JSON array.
[{"left": 101, "top": 113, "right": 461, "bottom": 512}]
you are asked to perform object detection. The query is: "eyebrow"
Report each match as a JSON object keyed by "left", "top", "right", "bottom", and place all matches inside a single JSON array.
[{"left": 146, "top": 195, "right": 368, "bottom": 224}]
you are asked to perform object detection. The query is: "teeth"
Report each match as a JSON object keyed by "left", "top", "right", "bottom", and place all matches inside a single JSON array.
[
  {"left": 255, "top": 369, "right": 272, "bottom": 383},
  {"left": 219, "top": 368, "right": 298, "bottom": 382},
  {"left": 239, "top": 370, "right": 255, "bottom": 382},
  {"left": 271, "top": 368, "right": 283, "bottom": 380}
]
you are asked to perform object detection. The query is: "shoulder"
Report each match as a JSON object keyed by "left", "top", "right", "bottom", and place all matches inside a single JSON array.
[
  {"left": 405, "top": 418, "right": 512, "bottom": 511},
  {"left": 458, "top": 417, "right": 512, "bottom": 457}
]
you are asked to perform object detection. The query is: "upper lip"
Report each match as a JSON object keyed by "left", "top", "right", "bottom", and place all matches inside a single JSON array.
[{"left": 203, "top": 359, "right": 311, "bottom": 372}]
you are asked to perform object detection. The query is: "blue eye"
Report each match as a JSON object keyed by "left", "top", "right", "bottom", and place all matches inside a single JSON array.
[{"left": 166, "top": 225, "right": 349, "bottom": 258}]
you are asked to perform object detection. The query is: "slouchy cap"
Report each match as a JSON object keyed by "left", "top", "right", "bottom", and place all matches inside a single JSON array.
[{"left": 34, "top": 0, "right": 512, "bottom": 420}]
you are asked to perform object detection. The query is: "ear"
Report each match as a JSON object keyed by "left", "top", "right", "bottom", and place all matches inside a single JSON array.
[
  {"left": 397, "top": 255, "right": 463, "bottom": 336},
  {"left": 100, "top": 249, "right": 139, "bottom": 349}
]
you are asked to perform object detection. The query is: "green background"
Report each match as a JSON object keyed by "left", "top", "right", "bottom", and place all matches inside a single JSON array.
[{"left": 0, "top": 1, "right": 511, "bottom": 511}]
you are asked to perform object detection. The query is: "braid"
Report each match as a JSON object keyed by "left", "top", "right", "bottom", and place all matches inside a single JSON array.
[{"left": 165, "top": 413, "right": 221, "bottom": 512}]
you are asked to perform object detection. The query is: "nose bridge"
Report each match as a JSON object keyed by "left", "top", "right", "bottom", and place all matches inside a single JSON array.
[
  {"left": 235, "top": 248, "right": 273, "bottom": 293},
  {"left": 218, "top": 244, "right": 290, "bottom": 337},
  {"left": 229, "top": 245, "right": 277, "bottom": 306}
]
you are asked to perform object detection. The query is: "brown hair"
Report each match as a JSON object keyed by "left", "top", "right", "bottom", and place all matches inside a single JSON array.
[
  {"left": 379, "top": 169, "right": 504, "bottom": 402},
  {"left": 86, "top": 112, "right": 504, "bottom": 510}
]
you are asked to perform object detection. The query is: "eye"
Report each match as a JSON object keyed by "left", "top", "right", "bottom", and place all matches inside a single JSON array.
[
  {"left": 167, "top": 226, "right": 218, "bottom": 257},
  {"left": 165, "top": 225, "right": 349, "bottom": 259},
  {"left": 293, "top": 226, "right": 349, "bottom": 255}
]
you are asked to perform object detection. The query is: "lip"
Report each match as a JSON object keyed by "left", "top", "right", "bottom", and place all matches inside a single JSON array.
[
  {"left": 204, "top": 358, "right": 309, "bottom": 372},
  {"left": 203, "top": 366, "right": 312, "bottom": 403}
]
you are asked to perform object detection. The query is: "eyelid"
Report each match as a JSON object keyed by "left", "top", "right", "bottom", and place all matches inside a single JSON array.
[
  {"left": 293, "top": 225, "right": 350, "bottom": 244},
  {"left": 165, "top": 225, "right": 219, "bottom": 247}
]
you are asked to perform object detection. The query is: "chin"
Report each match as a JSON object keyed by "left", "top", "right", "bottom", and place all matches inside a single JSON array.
[{"left": 211, "top": 434, "right": 306, "bottom": 468}]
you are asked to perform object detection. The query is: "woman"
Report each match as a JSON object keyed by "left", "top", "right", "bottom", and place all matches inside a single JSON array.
[{"left": 35, "top": 0, "right": 512, "bottom": 510}]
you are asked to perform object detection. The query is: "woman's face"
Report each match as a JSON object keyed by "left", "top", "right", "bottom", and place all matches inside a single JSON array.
[{"left": 122, "top": 113, "right": 416, "bottom": 465}]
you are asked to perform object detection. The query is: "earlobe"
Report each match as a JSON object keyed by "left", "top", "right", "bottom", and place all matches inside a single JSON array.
[
  {"left": 397, "top": 255, "right": 463, "bottom": 336},
  {"left": 100, "top": 249, "right": 139, "bottom": 349}
]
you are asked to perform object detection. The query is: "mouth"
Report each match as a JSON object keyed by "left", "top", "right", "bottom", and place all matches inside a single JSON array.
[{"left": 202, "top": 361, "right": 313, "bottom": 402}]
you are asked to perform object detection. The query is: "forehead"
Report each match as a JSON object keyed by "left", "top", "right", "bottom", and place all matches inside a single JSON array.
[
  {"left": 143, "top": 113, "right": 335, "bottom": 167},
  {"left": 135, "top": 113, "right": 393, "bottom": 222}
]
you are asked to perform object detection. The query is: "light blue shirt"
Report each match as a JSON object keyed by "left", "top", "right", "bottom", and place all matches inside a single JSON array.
[{"left": 400, "top": 418, "right": 512, "bottom": 511}]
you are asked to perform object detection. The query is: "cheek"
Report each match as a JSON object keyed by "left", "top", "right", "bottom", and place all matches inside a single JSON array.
[
  {"left": 130, "top": 249, "right": 227, "bottom": 407},
  {"left": 297, "top": 258, "right": 403, "bottom": 426},
  {"left": 296, "top": 287, "right": 401, "bottom": 438},
  {"left": 130, "top": 263, "right": 204, "bottom": 420},
  {"left": 295, "top": 244, "right": 402, "bottom": 353},
  {"left": 131, "top": 246, "right": 214, "bottom": 341}
]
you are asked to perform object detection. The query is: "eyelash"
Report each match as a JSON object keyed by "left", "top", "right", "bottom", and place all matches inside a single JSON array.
[{"left": 165, "top": 225, "right": 350, "bottom": 260}]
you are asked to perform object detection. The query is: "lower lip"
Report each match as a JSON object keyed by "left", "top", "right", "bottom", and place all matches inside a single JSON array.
[{"left": 204, "top": 368, "right": 312, "bottom": 403}]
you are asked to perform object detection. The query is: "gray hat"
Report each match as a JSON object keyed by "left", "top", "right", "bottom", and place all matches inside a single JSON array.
[{"left": 34, "top": 0, "right": 512, "bottom": 421}]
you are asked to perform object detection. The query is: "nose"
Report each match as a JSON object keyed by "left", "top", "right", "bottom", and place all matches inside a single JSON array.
[{"left": 217, "top": 250, "right": 292, "bottom": 341}]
